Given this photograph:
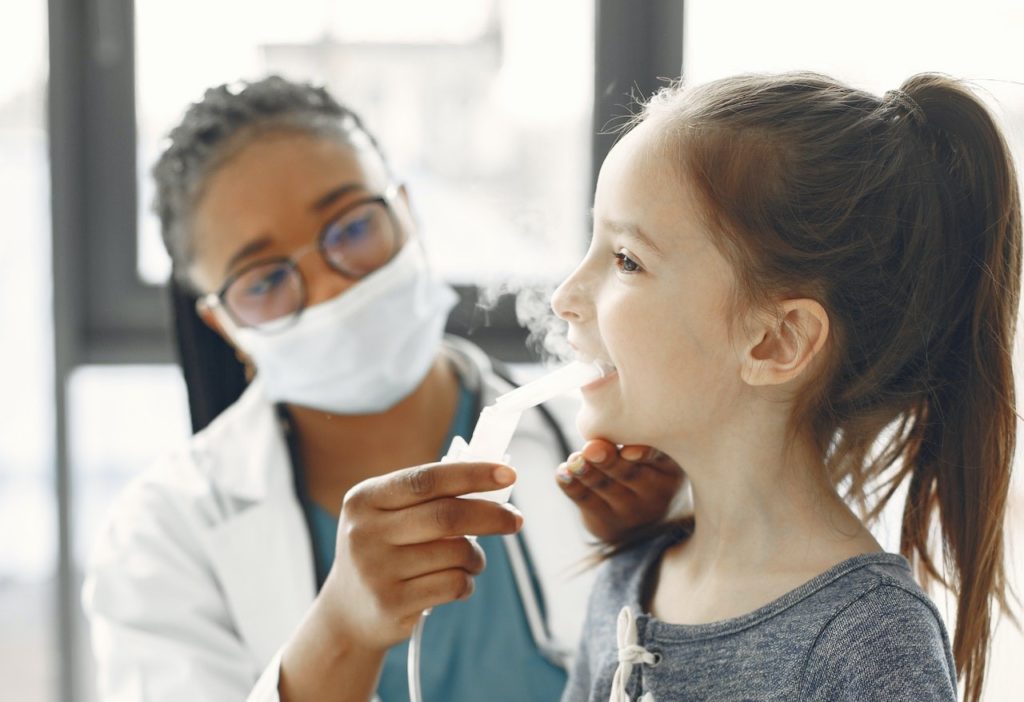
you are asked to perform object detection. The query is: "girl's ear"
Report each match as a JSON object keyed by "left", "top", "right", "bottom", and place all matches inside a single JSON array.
[{"left": 740, "top": 299, "right": 829, "bottom": 387}]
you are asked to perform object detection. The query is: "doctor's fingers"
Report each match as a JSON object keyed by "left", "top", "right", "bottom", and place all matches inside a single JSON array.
[
  {"left": 345, "top": 462, "right": 518, "bottom": 512},
  {"left": 374, "top": 496, "right": 523, "bottom": 545},
  {"left": 388, "top": 537, "right": 487, "bottom": 581},
  {"left": 558, "top": 452, "right": 638, "bottom": 504},
  {"left": 555, "top": 475, "right": 617, "bottom": 519},
  {"left": 392, "top": 570, "right": 479, "bottom": 627}
]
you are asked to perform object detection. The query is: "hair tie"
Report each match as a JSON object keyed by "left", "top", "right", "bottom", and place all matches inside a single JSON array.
[{"left": 884, "top": 89, "right": 926, "bottom": 127}]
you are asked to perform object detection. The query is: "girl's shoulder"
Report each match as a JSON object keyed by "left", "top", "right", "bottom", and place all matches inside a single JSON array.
[{"left": 799, "top": 554, "right": 958, "bottom": 700}]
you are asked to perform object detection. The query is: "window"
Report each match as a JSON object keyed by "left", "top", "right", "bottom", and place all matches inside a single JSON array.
[
  {"left": 0, "top": 2, "right": 54, "bottom": 700},
  {"left": 135, "top": 0, "right": 594, "bottom": 285}
]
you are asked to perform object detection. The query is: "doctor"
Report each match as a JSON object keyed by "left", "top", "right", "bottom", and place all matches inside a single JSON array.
[{"left": 82, "top": 76, "right": 684, "bottom": 702}]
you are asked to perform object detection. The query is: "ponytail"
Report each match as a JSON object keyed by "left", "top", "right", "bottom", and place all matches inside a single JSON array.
[
  {"left": 896, "top": 74, "right": 1021, "bottom": 702},
  {"left": 169, "top": 279, "right": 248, "bottom": 433}
]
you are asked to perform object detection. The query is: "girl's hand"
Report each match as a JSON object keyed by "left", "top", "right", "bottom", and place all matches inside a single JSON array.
[
  {"left": 319, "top": 461, "right": 523, "bottom": 652},
  {"left": 555, "top": 439, "right": 686, "bottom": 543}
]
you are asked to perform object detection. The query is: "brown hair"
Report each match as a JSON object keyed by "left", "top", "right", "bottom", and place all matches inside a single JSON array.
[{"left": 639, "top": 72, "right": 1020, "bottom": 701}]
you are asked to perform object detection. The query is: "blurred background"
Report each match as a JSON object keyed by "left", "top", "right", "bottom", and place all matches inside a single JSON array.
[{"left": 2, "top": 0, "right": 1023, "bottom": 699}]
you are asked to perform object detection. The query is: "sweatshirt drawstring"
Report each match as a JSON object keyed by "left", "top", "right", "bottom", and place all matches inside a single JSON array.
[{"left": 609, "top": 606, "right": 657, "bottom": 702}]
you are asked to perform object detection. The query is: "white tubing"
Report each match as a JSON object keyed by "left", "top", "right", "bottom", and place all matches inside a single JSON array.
[{"left": 408, "top": 610, "right": 429, "bottom": 702}]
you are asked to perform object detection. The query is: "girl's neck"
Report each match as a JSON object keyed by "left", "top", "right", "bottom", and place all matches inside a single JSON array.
[
  {"left": 651, "top": 423, "right": 881, "bottom": 624},
  {"left": 284, "top": 356, "right": 460, "bottom": 510}
]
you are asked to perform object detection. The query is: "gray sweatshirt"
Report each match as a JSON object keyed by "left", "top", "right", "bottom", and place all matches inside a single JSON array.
[{"left": 563, "top": 532, "right": 957, "bottom": 701}]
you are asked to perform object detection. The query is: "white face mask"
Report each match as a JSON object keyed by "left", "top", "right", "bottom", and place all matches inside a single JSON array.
[{"left": 222, "top": 243, "right": 457, "bottom": 414}]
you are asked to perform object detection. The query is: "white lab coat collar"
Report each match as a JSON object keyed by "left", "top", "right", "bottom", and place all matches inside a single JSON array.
[
  {"left": 191, "top": 376, "right": 288, "bottom": 503},
  {"left": 191, "top": 378, "right": 317, "bottom": 663}
]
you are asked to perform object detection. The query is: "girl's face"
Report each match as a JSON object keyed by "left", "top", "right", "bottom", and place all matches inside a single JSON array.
[
  {"left": 552, "top": 120, "right": 749, "bottom": 449},
  {"left": 189, "top": 131, "right": 408, "bottom": 308}
]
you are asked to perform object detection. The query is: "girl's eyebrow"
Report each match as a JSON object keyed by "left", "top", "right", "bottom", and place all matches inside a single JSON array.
[{"left": 595, "top": 212, "right": 664, "bottom": 255}]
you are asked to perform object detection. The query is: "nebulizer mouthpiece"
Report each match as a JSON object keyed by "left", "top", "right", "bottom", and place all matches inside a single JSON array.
[
  {"left": 442, "top": 359, "right": 612, "bottom": 502},
  {"left": 408, "top": 359, "right": 612, "bottom": 702}
]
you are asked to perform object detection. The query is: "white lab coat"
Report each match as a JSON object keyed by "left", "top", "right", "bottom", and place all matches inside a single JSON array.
[{"left": 82, "top": 338, "right": 596, "bottom": 701}]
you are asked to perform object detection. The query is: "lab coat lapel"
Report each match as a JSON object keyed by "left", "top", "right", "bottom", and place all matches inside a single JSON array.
[
  {"left": 207, "top": 494, "right": 316, "bottom": 665},
  {"left": 203, "top": 380, "right": 317, "bottom": 666}
]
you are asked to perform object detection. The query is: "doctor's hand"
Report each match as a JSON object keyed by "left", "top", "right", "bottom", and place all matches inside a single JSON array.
[
  {"left": 555, "top": 439, "right": 686, "bottom": 543},
  {"left": 320, "top": 461, "right": 522, "bottom": 652}
]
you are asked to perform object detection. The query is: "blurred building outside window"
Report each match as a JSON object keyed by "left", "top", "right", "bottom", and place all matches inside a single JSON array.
[{"left": 134, "top": 0, "right": 594, "bottom": 286}]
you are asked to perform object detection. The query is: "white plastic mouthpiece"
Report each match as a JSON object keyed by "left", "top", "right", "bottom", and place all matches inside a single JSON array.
[
  {"left": 494, "top": 359, "right": 612, "bottom": 413},
  {"left": 443, "top": 359, "right": 613, "bottom": 503}
]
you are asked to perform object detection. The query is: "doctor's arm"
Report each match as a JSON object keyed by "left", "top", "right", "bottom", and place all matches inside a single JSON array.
[{"left": 278, "top": 461, "right": 522, "bottom": 701}]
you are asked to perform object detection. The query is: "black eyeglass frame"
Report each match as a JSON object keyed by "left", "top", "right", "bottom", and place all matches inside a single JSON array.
[{"left": 202, "top": 183, "right": 406, "bottom": 333}]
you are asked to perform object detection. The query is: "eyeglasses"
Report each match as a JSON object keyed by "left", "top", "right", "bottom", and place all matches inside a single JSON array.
[{"left": 203, "top": 185, "right": 404, "bottom": 333}]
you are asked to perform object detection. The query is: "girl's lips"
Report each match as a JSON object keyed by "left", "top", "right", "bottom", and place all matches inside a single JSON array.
[{"left": 582, "top": 367, "right": 618, "bottom": 392}]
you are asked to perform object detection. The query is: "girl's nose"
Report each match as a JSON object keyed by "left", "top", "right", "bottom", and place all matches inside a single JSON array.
[{"left": 551, "top": 265, "right": 588, "bottom": 322}]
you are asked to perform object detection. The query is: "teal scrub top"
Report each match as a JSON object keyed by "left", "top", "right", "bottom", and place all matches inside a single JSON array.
[{"left": 293, "top": 383, "right": 567, "bottom": 701}]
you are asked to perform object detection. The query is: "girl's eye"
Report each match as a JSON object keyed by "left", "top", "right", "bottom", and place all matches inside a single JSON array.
[{"left": 614, "top": 251, "right": 643, "bottom": 274}]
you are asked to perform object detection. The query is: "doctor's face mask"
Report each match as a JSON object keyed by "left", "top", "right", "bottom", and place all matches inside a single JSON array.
[
  {"left": 186, "top": 129, "right": 455, "bottom": 415},
  {"left": 218, "top": 240, "right": 456, "bottom": 414}
]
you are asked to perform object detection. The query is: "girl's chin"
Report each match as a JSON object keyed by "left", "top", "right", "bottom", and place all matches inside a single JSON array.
[{"left": 575, "top": 406, "right": 627, "bottom": 445}]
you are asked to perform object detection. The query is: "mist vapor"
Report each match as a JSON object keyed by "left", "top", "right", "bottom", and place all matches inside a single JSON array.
[{"left": 477, "top": 281, "right": 574, "bottom": 365}]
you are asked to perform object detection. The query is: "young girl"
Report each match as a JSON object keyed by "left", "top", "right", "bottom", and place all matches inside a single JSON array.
[{"left": 553, "top": 72, "right": 1019, "bottom": 701}]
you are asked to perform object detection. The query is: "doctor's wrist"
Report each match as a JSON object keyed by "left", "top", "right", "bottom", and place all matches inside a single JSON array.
[
  {"left": 313, "top": 582, "right": 388, "bottom": 656},
  {"left": 317, "top": 567, "right": 398, "bottom": 654},
  {"left": 280, "top": 594, "right": 387, "bottom": 701}
]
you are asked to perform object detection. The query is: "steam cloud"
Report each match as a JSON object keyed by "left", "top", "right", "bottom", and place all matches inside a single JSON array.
[{"left": 477, "top": 282, "right": 574, "bottom": 365}]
